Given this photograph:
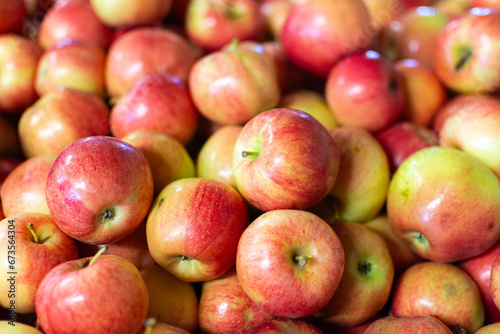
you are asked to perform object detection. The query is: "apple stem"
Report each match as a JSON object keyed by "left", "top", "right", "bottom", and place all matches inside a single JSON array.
[
  {"left": 241, "top": 151, "right": 259, "bottom": 158},
  {"left": 88, "top": 246, "right": 108, "bottom": 267},
  {"left": 35, "top": 318, "right": 41, "bottom": 330},
  {"left": 143, "top": 317, "right": 157, "bottom": 334},
  {"left": 228, "top": 38, "right": 240, "bottom": 52},
  {"left": 27, "top": 223, "right": 39, "bottom": 244},
  {"left": 294, "top": 255, "right": 308, "bottom": 267}
]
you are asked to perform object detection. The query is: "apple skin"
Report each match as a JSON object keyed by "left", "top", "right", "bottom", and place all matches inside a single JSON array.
[
  {"left": 387, "top": 146, "right": 500, "bottom": 263},
  {"left": 45, "top": 136, "right": 154, "bottom": 245},
  {"left": 433, "top": 8, "right": 500, "bottom": 94},
  {"left": 390, "top": 261, "right": 485, "bottom": 333},
  {"left": 89, "top": 0, "right": 172, "bottom": 27},
  {"left": 186, "top": 0, "right": 265, "bottom": 53},
  {"left": 244, "top": 318, "right": 324, "bottom": 334},
  {"left": 490, "top": 254, "right": 500, "bottom": 316},
  {"left": 476, "top": 323, "right": 500, "bottom": 334},
  {"left": 0, "top": 34, "right": 42, "bottom": 113},
  {"left": 140, "top": 265, "right": 199, "bottom": 333},
  {"left": 1, "top": 154, "right": 57, "bottom": 217},
  {"left": 472, "top": 0, "right": 500, "bottom": 9},
  {"left": 260, "top": 0, "right": 293, "bottom": 41},
  {"left": 232, "top": 108, "right": 340, "bottom": 212},
  {"left": 363, "top": 315, "right": 453, "bottom": 334},
  {"left": 146, "top": 178, "right": 249, "bottom": 282},
  {"left": 236, "top": 210, "right": 345, "bottom": 319},
  {"left": 315, "top": 222, "right": 394, "bottom": 326},
  {"left": 281, "top": 0, "right": 372, "bottom": 78},
  {"left": 0, "top": 213, "right": 78, "bottom": 314},
  {"left": 0, "top": 321, "right": 43, "bottom": 333},
  {"left": 137, "top": 322, "right": 189, "bottom": 334},
  {"left": 199, "top": 268, "right": 274, "bottom": 333},
  {"left": 0, "top": 0, "right": 26, "bottom": 34},
  {"left": 0, "top": 114, "right": 23, "bottom": 159},
  {"left": 36, "top": 254, "right": 149, "bottom": 334},
  {"left": 111, "top": 73, "right": 198, "bottom": 145},
  {"left": 18, "top": 89, "right": 110, "bottom": 158},
  {"left": 325, "top": 50, "right": 405, "bottom": 133},
  {"left": 105, "top": 27, "right": 197, "bottom": 98}
]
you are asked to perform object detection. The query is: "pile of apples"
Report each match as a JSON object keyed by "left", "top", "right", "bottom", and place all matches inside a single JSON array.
[{"left": 3, "top": 0, "right": 500, "bottom": 333}]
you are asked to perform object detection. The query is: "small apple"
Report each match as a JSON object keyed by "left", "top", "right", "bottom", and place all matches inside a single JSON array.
[{"left": 89, "top": 0, "right": 172, "bottom": 27}]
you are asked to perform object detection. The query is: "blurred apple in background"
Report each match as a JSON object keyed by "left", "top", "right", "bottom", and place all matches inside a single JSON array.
[
  {"left": 0, "top": 115, "right": 23, "bottom": 160},
  {"left": 137, "top": 319, "right": 189, "bottom": 334},
  {"left": 111, "top": 73, "right": 198, "bottom": 145},
  {"left": 476, "top": 323, "right": 500, "bottom": 334},
  {"left": 18, "top": 89, "right": 110, "bottom": 158},
  {"left": 45, "top": 136, "right": 154, "bottom": 245},
  {"left": 471, "top": 0, "right": 500, "bottom": 9},
  {"left": 236, "top": 210, "right": 345, "bottom": 319},
  {"left": 325, "top": 51, "right": 405, "bottom": 133},
  {"left": 431, "top": 0, "right": 470, "bottom": 19},
  {"left": 260, "top": 0, "right": 292, "bottom": 41},
  {"left": 0, "top": 0, "right": 26, "bottom": 34},
  {"left": 0, "top": 321, "right": 43, "bottom": 333},
  {"left": 245, "top": 318, "right": 324, "bottom": 334},
  {"left": 363, "top": 315, "right": 453, "bottom": 334},
  {"left": 390, "top": 261, "right": 484, "bottom": 333}
]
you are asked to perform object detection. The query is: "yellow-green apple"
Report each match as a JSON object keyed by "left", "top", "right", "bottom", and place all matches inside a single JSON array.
[
  {"left": 376, "top": 121, "right": 438, "bottom": 174},
  {"left": 364, "top": 215, "right": 423, "bottom": 276},
  {"left": 363, "top": 315, "right": 453, "bottom": 334},
  {"left": 476, "top": 323, "right": 500, "bottom": 334},
  {"left": 279, "top": 90, "right": 338, "bottom": 131},
  {"left": 433, "top": 8, "right": 500, "bottom": 93},
  {"left": 0, "top": 115, "right": 23, "bottom": 159},
  {"left": 45, "top": 136, "right": 154, "bottom": 245},
  {"left": 472, "top": 0, "right": 500, "bottom": 8},
  {"left": 137, "top": 319, "right": 189, "bottom": 334},
  {"left": 0, "top": 213, "right": 78, "bottom": 314},
  {"left": 111, "top": 73, "right": 198, "bottom": 145},
  {"left": 0, "top": 321, "right": 43, "bottom": 333},
  {"left": 146, "top": 178, "right": 248, "bottom": 282},
  {"left": 122, "top": 130, "right": 196, "bottom": 196},
  {"left": 105, "top": 27, "right": 197, "bottom": 98},
  {"left": 140, "top": 265, "right": 198, "bottom": 333},
  {"left": 281, "top": 0, "right": 372, "bottom": 78},
  {"left": 38, "top": 0, "right": 112, "bottom": 50},
  {"left": 35, "top": 41, "right": 106, "bottom": 97},
  {"left": 460, "top": 240, "right": 500, "bottom": 324},
  {"left": 196, "top": 125, "right": 242, "bottom": 188},
  {"left": 437, "top": 94, "right": 500, "bottom": 179},
  {"left": 260, "top": 0, "right": 292, "bottom": 41},
  {"left": 189, "top": 41, "right": 280, "bottom": 125},
  {"left": 327, "top": 127, "right": 390, "bottom": 222},
  {"left": 387, "top": 146, "right": 500, "bottom": 262},
  {"left": 245, "top": 318, "right": 323, "bottom": 334},
  {"left": 390, "top": 261, "right": 485, "bottom": 333},
  {"left": 0, "top": 0, "right": 26, "bottom": 34},
  {"left": 0, "top": 34, "right": 42, "bottom": 113},
  {"left": 18, "top": 89, "right": 110, "bottom": 158},
  {"left": 236, "top": 210, "right": 345, "bottom": 318},
  {"left": 315, "top": 221, "right": 394, "bottom": 326},
  {"left": 431, "top": 0, "right": 470, "bottom": 19},
  {"left": 1, "top": 154, "right": 56, "bottom": 217},
  {"left": 395, "top": 59, "right": 447, "bottom": 127},
  {"left": 199, "top": 268, "right": 274, "bottom": 333},
  {"left": 325, "top": 50, "right": 405, "bottom": 133},
  {"left": 89, "top": 0, "right": 172, "bottom": 27},
  {"left": 35, "top": 252, "right": 149, "bottom": 334},
  {"left": 186, "top": 0, "right": 265, "bottom": 53},
  {"left": 232, "top": 108, "right": 340, "bottom": 212}
]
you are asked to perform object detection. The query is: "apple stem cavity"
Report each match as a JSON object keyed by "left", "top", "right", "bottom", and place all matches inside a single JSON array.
[
  {"left": 98, "top": 207, "right": 116, "bottom": 224},
  {"left": 454, "top": 45, "right": 473, "bottom": 72},
  {"left": 358, "top": 261, "right": 372, "bottom": 276},
  {"left": 410, "top": 231, "right": 427, "bottom": 244},
  {"left": 143, "top": 317, "right": 157, "bottom": 334},
  {"left": 88, "top": 245, "right": 108, "bottom": 267},
  {"left": 241, "top": 151, "right": 259, "bottom": 159},
  {"left": 180, "top": 255, "right": 193, "bottom": 261},
  {"left": 293, "top": 255, "right": 308, "bottom": 267},
  {"left": 27, "top": 223, "right": 39, "bottom": 244}
]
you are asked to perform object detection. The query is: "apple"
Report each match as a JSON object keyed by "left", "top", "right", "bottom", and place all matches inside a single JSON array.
[
  {"left": 0, "top": 213, "right": 78, "bottom": 314},
  {"left": 105, "top": 27, "right": 198, "bottom": 98},
  {"left": 140, "top": 265, "right": 198, "bottom": 333},
  {"left": 387, "top": 146, "right": 500, "bottom": 263},
  {"left": 0, "top": 114, "right": 23, "bottom": 159},
  {"left": 433, "top": 8, "right": 500, "bottom": 94},
  {"left": 281, "top": 0, "right": 372, "bottom": 78},
  {"left": 137, "top": 318, "right": 189, "bottom": 334},
  {"left": 0, "top": 34, "right": 42, "bottom": 113},
  {"left": 431, "top": 0, "right": 470, "bottom": 19},
  {"left": 363, "top": 315, "right": 453, "bottom": 334},
  {"left": 18, "top": 89, "right": 110, "bottom": 159},
  {"left": 45, "top": 136, "right": 154, "bottom": 245},
  {"left": 325, "top": 50, "right": 405, "bottom": 133},
  {"left": 476, "top": 323, "right": 500, "bottom": 334},
  {"left": 361, "top": 0, "right": 406, "bottom": 33},
  {"left": 0, "top": 0, "right": 26, "bottom": 34},
  {"left": 36, "top": 251, "right": 149, "bottom": 334},
  {"left": 390, "top": 261, "right": 485, "bottom": 333},
  {"left": 38, "top": 0, "right": 113, "bottom": 50},
  {"left": 260, "top": 0, "right": 293, "bottom": 41},
  {"left": 0, "top": 321, "right": 43, "bottom": 333},
  {"left": 186, "top": 0, "right": 265, "bottom": 52},
  {"left": 111, "top": 73, "right": 198, "bottom": 145},
  {"left": 315, "top": 221, "right": 394, "bottom": 326},
  {"left": 1, "top": 154, "right": 56, "bottom": 217},
  {"left": 236, "top": 209, "right": 345, "bottom": 318},
  {"left": 232, "top": 108, "right": 340, "bottom": 212},
  {"left": 146, "top": 178, "right": 249, "bottom": 282},
  {"left": 199, "top": 268, "right": 274, "bottom": 333},
  {"left": 472, "top": 0, "right": 500, "bottom": 9},
  {"left": 89, "top": 0, "right": 172, "bottom": 27},
  {"left": 244, "top": 318, "right": 324, "bottom": 334}
]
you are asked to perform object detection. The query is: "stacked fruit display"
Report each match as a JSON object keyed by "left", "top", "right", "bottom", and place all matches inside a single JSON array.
[{"left": 2, "top": 0, "right": 500, "bottom": 333}]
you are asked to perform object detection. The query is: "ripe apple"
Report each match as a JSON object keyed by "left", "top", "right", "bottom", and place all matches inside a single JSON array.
[
  {"left": 387, "top": 146, "right": 500, "bottom": 263},
  {"left": 245, "top": 318, "right": 323, "bottom": 334},
  {"left": 232, "top": 108, "right": 340, "bottom": 212},
  {"left": 325, "top": 50, "right": 405, "bottom": 133},
  {"left": 260, "top": 0, "right": 293, "bottom": 41},
  {"left": 36, "top": 252, "right": 149, "bottom": 334},
  {"left": 236, "top": 210, "right": 345, "bottom": 318},
  {"left": 89, "top": 0, "right": 172, "bottom": 27},
  {"left": 0, "top": 115, "right": 23, "bottom": 159},
  {"left": 390, "top": 261, "right": 485, "bottom": 333},
  {"left": 0, "top": 0, "right": 26, "bottom": 34},
  {"left": 199, "top": 268, "right": 274, "bottom": 333},
  {"left": 146, "top": 178, "right": 249, "bottom": 282},
  {"left": 281, "top": 0, "right": 372, "bottom": 78},
  {"left": 0, "top": 213, "right": 78, "bottom": 314},
  {"left": 137, "top": 319, "right": 189, "bottom": 334},
  {"left": 0, "top": 321, "right": 43, "bottom": 333},
  {"left": 18, "top": 89, "right": 110, "bottom": 158},
  {"left": 363, "top": 315, "right": 453, "bottom": 334},
  {"left": 476, "top": 323, "right": 500, "bottom": 334},
  {"left": 471, "top": 0, "right": 500, "bottom": 9},
  {"left": 45, "top": 136, "right": 154, "bottom": 245}
]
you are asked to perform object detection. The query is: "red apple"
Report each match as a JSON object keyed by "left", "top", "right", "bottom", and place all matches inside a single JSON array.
[
  {"left": 236, "top": 210, "right": 345, "bottom": 318},
  {"left": 363, "top": 315, "right": 453, "bottom": 334},
  {"left": 90, "top": 0, "right": 172, "bottom": 27},
  {"left": 431, "top": 0, "right": 470, "bottom": 19},
  {"left": 45, "top": 136, "right": 154, "bottom": 245},
  {"left": 260, "top": 0, "right": 293, "bottom": 41},
  {"left": 244, "top": 318, "right": 324, "bottom": 334},
  {"left": 471, "top": 0, "right": 500, "bottom": 8},
  {"left": 489, "top": 254, "right": 500, "bottom": 317},
  {"left": 0, "top": 0, "right": 26, "bottom": 34}
]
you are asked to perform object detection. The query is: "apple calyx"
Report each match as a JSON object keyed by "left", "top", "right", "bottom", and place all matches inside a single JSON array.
[
  {"left": 454, "top": 45, "right": 472, "bottom": 72},
  {"left": 358, "top": 260, "right": 373, "bottom": 276},
  {"left": 143, "top": 317, "right": 157, "bottom": 334},
  {"left": 98, "top": 207, "right": 116, "bottom": 224},
  {"left": 388, "top": 79, "right": 399, "bottom": 92},
  {"left": 179, "top": 255, "right": 193, "bottom": 262},
  {"left": 27, "top": 223, "right": 39, "bottom": 244},
  {"left": 450, "top": 324, "right": 468, "bottom": 334},
  {"left": 87, "top": 245, "right": 109, "bottom": 267},
  {"left": 293, "top": 255, "right": 308, "bottom": 268},
  {"left": 241, "top": 150, "right": 259, "bottom": 159}
]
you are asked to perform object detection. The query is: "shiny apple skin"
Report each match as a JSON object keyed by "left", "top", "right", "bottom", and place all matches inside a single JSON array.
[{"left": 0, "top": 320, "right": 43, "bottom": 333}]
